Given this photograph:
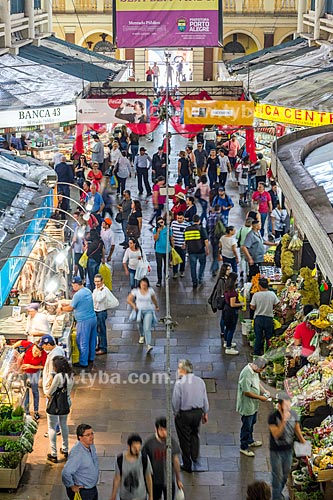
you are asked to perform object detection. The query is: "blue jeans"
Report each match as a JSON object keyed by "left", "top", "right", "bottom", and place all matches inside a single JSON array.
[
  {"left": 208, "top": 172, "right": 217, "bottom": 188},
  {"left": 240, "top": 412, "right": 257, "bottom": 450},
  {"left": 220, "top": 313, "right": 225, "bottom": 335},
  {"left": 189, "top": 252, "right": 206, "bottom": 285},
  {"left": 248, "top": 175, "right": 256, "bottom": 192},
  {"left": 180, "top": 174, "right": 189, "bottom": 188},
  {"left": 128, "top": 268, "right": 138, "bottom": 289},
  {"left": 76, "top": 316, "right": 98, "bottom": 367},
  {"left": 222, "top": 255, "right": 237, "bottom": 273},
  {"left": 24, "top": 371, "right": 40, "bottom": 413},
  {"left": 270, "top": 448, "right": 293, "bottom": 500},
  {"left": 205, "top": 141, "right": 215, "bottom": 155},
  {"left": 137, "top": 310, "right": 154, "bottom": 345},
  {"left": 121, "top": 219, "right": 128, "bottom": 243},
  {"left": 155, "top": 252, "right": 167, "bottom": 283},
  {"left": 48, "top": 413, "right": 69, "bottom": 457},
  {"left": 225, "top": 315, "right": 238, "bottom": 348},
  {"left": 130, "top": 144, "right": 139, "bottom": 162},
  {"left": 87, "top": 259, "right": 100, "bottom": 291},
  {"left": 173, "top": 246, "right": 186, "bottom": 274},
  {"left": 210, "top": 241, "right": 220, "bottom": 275},
  {"left": 260, "top": 212, "right": 268, "bottom": 236},
  {"left": 254, "top": 315, "right": 274, "bottom": 355},
  {"left": 198, "top": 198, "right": 208, "bottom": 223},
  {"left": 96, "top": 310, "right": 108, "bottom": 352}
]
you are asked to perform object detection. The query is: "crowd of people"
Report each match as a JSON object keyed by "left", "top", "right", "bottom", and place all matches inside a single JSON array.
[{"left": 10, "top": 126, "right": 295, "bottom": 500}]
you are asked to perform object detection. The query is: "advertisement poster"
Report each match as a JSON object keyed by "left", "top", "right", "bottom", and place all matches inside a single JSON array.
[
  {"left": 255, "top": 103, "right": 333, "bottom": 127},
  {"left": 77, "top": 98, "right": 150, "bottom": 124},
  {"left": 182, "top": 100, "right": 254, "bottom": 127},
  {"left": 115, "top": 0, "right": 219, "bottom": 48}
]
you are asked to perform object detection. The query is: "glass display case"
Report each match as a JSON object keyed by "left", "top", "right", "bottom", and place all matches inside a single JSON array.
[{"left": 0, "top": 346, "right": 26, "bottom": 409}]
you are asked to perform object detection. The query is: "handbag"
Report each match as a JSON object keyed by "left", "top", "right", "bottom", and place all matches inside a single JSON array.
[
  {"left": 46, "top": 378, "right": 70, "bottom": 415},
  {"left": 126, "top": 224, "right": 140, "bottom": 239},
  {"left": 194, "top": 187, "right": 201, "bottom": 199},
  {"left": 115, "top": 212, "right": 122, "bottom": 224},
  {"left": 78, "top": 251, "right": 88, "bottom": 269},
  {"left": 216, "top": 295, "right": 226, "bottom": 310}
]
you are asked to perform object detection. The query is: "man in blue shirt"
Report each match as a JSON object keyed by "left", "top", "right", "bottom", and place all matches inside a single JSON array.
[
  {"left": 172, "top": 359, "right": 209, "bottom": 473},
  {"left": 134, "top": 147, "right": 152, "bottom": 196},
  {"left": 86, "top": 184, "right": 105, "bottom": 225},
  {"left": 153, "top": 216, "right": 173, "bottom": 287},
  {"left": 59, "top": 277, "right": 97, "bottom": 368},
  {"left": 211, "top": 187, "right": 234, "bottom": 226},
  {"left": 62, "top": 423, "right": 99, "bottom": 500}
]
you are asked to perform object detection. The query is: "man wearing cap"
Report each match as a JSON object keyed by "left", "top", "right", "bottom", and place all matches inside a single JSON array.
[
  {"left": 39, "top": 334, "right": 65, "bottom": 393},
  {"left": 134, "top": 147, "right": 152, "bottom": 196},
  {"left": 184, "top": 215, "right": 209, "bottom": 288},
  {"left": 236, "top": 357, "right": 271, "bottom": 457},
  {"left": 26, "top": 303, "right": 51, "bottom": 343},
  {"left": 100, "top": 218, "right": 115, "bottom": 262},
  {"left": 152, "top": 146, "right": 167, "bottom": 181},
  {"left": 268, "top": 393, "right": 306, "bottom": 500},
  {"left": 194, "top": 143, "right": 207, "bottom": 178},
  {"left": 59, "top": 278, "right": 97, "bottom": 368}
]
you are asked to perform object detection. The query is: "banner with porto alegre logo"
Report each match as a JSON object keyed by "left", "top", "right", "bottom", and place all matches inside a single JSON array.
[{"left": 115, "top": 0, "right": 219, "bottom": 48}]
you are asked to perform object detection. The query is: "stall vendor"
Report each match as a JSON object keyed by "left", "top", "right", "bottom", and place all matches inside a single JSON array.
[
  {"left": 293, "top": 304, "right": 316, "bottom": 359},
  {"left": 26, "top": 303, "right": 51, "bottom": 343}
]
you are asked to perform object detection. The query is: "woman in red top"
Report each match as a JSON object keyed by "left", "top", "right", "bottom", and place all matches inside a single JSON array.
[
  {"left": 13, "top": 340, "right": 47, "bottom": 420},
  {"left": 294, "top": 305, "right": 316, "bottom": 360},
  {"left": 87, "top": 162, "right": 103, "bottom": 190}
]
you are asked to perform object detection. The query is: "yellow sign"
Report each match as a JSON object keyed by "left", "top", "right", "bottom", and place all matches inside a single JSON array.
[
  {"left": 182, "top": 100, "right": 254, "bottom": 126},
  {"left": 254, "top": 103, "right": 333, "bottom": 127}
]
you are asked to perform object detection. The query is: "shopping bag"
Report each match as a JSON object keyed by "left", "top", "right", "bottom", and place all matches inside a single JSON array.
[
  {"left": 99, "top": 263, "right": 112, "bottom": 290},
  {"left": 78, "top": 252, "right": 88, "bottom": 269},
  {"left": 175, "top": 487, "right": 185, "bottom": 500},
  {"left": 71, "top": 331, "right": 80, "bottom": 365},
  {"left": 135, "top": 258, "right": 151, "bottom": 281},
  {"left": 105, "top": 288, "right": 119, "bottom": 309},
  {"left": 110, "top": 175, "right": 118, "bottom": 188},
  {"left": 171, "top": 247, "right": 183, "bottom": 266},
  {"left": 74, "top": 493, "right": 83, "bottom": 500}
]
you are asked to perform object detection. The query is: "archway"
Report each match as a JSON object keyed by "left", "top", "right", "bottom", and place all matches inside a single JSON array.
[
  {"left": 277, "top": 33, "right": 295, "bottom": 45},
  {"left": 223, "top": 31, "right": 260, "bottom": 61},
  {"left": 77, "top": 30, "right": 113, "bottom": 49}
]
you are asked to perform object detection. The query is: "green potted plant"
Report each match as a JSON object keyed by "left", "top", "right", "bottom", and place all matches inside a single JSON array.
[
  {"left": 248, "top": 331, "right": 255, "bottom": 347},
  {"left": 11, "top": 406, "right": 24, "bottom": 420},
  {"left": 4, "top": 440, "right": 23, "bottom": 453},
  {"left": 0, "top": 420, "right": 9, "bottom": 435},
  {"left": 0, "top": 405, "right": 12, "bottom": 420},
  {"left": 0, "top": 438, "right": 7, "bottom": 452},
  {"left": 0, "top": 451, "right": 22, "bottom": 469},
  {"left": 7, "top": 421, "right": 24, "bottom": 436}
]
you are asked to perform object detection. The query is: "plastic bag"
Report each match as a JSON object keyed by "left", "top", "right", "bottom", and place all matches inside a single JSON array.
[
  {"left": 171, "top": 248, "right": 183, "bottom": 266},
  {"left": 105, "top": 288, "right": 119, "bottom": 309},
  {"left": 74, "top": 493, "right": 83, "bottom": 500},
  {"left": 135, "top": 258, "right": 151, "bottom": 281},
  {"left": 71, "top": 331, "right": 80, "bottom": 365},
  {"left": 99, "top": 263, "right": 112, "bottom": 290},
  {"left": 175, "top": 487, "right": 185, "bottom": 500},
  {"left": 110, "top": 175, "right": 118, "bottom": 188},
  {"left": 78, "top": 252, "right": 88, "bottom": 269}
]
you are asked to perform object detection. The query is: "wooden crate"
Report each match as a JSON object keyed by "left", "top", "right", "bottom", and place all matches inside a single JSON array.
[
  {"left": 0, "top": 452, "right": 27, "bottom": 489},
  {"left": 309, "top": 399, "right": 327, "bottom": 416},
  {"left": 316, "top": 467, "right": 333, "bottom": 482}
]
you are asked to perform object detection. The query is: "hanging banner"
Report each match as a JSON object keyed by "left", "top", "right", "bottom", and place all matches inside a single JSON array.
[
  {"left": 76, "top": 98, "right": 150, "bottom": 124},
  {"left": 115, "top": 0, "right": 219, "bottom": 48},
  {"left": 182, "top": 100, "right": 254, "bottom": 126},
  {"left": 255, "top": 103, "right": 333, "bottom": 127}
]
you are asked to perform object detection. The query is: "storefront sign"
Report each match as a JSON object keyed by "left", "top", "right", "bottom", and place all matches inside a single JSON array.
[
  {"left": 0, "top": 194, "right": 53, "bottom": 307},
  {"left": 76, "top": 98, "right": 150, "bottom": 124},
  {"left": 115, "top": 0, "right": 219, "bottom": 48},
  {"left": 0, "top": 105, "right": 76, "bottom": 128},
  {"left": 182, "top": 100, "right": 254, "bottom": 126},
  {"left": 254, "top": 103, "right": 333, "bottom": 127}
]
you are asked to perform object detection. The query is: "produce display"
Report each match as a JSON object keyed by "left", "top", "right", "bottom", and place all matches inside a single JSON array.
[
  {"left": 299, "top": 267, "right": 320, "bottom": 307},
  {"left": 281, "top": 234, "right": 295, "bottom": 282}
]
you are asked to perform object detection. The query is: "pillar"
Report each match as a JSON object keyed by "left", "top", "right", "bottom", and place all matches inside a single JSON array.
[
  {"left": 25, "top": 0, "right": 34, "bottom": 39},
  {"left": 192, "top": 48, "right": 204, "bottom": 81},
  {"left": 314, "top": 0, "right": 325, "bottom": 40},
  {"left": 1, "top": 0, "right": 11, "bottom": 48},
  {"left": 297, "top": 0, "right": 307, "bottom": 33},
  {"left": 44, "top": 0, "right": 53, "bottom": 32}
]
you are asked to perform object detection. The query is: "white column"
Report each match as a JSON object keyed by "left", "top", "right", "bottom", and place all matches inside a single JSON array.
[
  {"left": 297, "top": 0, "right": 307, "bottom": 33},
  {"left": 235, "top": 0, "right": 242, "bottom": 14},
  {"left": 25, "top": 0, "right": 34, "bottom": 39},
  {"left": 1, "top": 0, "right": 11, "bottom": 48},
  {"left": 314, "top": 0, "right": 325, "bottom": 40},
  {"left": 97, "top": 0, "right": 104, "bottom": 13},
  {"left": 264, "top": 0, "right": 274, "bottom": 14}
]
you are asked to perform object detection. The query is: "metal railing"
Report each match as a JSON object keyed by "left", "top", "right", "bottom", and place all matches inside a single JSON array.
[
  {"left": 223, "top": 0, "right": 236, "bottom": 13},
  {"left": 274, "top": 0, "right": 297, "bottom": 12},
  {"left": 73, "top": 0, "right": 97, "bottom": 12},
  {"left": 104, "top": 0, "right": 112, "bottom": 12},
  {"left": 243, "top": 0, "right": 265, "bottom": 11}
]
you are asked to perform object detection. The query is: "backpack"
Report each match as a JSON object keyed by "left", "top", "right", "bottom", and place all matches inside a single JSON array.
[
  {"left": 214, "top": 219, "right": 226, "bottom": 240},
  {"left": 117, "top": 452, "right": 148, "bottom": 491}
]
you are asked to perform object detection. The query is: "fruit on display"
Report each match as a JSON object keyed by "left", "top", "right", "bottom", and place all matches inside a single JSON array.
[
  {"left": 281, "top": 234, "right": 295, "bottom": 282},
  {"left": 299, "top": 267, "right": 320, "bottom": 306},
  {"left": 288, "top": 233, "right": 303, "bottom": 251},
  {"left": 251, "top": 273, "right": 261, "bottom": 293}
]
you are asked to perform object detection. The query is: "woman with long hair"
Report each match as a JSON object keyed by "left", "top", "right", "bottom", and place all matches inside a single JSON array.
[
  {"left": 247, "top": 481, "right": 271, "bottom": 500},
  {"left": 87, "top": 162, "right": 103, "bottom": 190},
  {"left": 216, "top": 263, "right": 231, "bottom": 337},
  {"left": 45, "top": 356, "right": 74, "bottom": 463},
  {"left": 220, "top": 226, "right": 239, "bottom": 273},
  {"left": 196, "top": 174, "right": 210, "bottom": 223},
  {"left": 86, "top": 229, "right": 105, "bottom": 291},
  {"left": 127, "top": 277, "right": 159, "bottom": 354},
  {"left": 75, "top": 154, "right": 89, "bottom": 188},
  {"left": 123, "top": 238, "right": 145, "bottom": 289},
  {"left": 223, "top": 272, "right": 243, "bottom": 355},
  {"left": 126, "top": 200, "right": 143, "bottom": 240}
]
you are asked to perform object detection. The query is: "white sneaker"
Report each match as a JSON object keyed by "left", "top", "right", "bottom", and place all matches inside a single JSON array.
[
  {"left": 249, "top": 441, "right": 262, "bottom": 447},
  {"left": 240, "top": 448, "right": 255, "bottom": 457},
  {"left": 173, "top": 273, "right": 178, "bottom": 279},
  {"left": 146, "top": 345, "right": 153, "bottom": 354},
  {"left": 225, "top": 348, "right": 239, "bottom": 355},
  {"left": 223, "top": 342, "right": 236, "bottom": 348},
  {"left": 138, "top": 336, "right": 144, "bottom": 344}
]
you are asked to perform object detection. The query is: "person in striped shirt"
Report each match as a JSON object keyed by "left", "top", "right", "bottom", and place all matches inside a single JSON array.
[{"left": 171, "top": 212, "right": 188, "bottom": 278}]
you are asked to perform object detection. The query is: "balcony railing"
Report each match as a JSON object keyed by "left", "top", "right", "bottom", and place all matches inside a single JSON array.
[
  {"left": 53, "top": 0, "right": 66, "bottom": 12},
  {"left": 243, "top": 0, "right": 265, "bottom": 11},
  {"left": 73, "top": 0, "right": 97, "bottom": 12},
  {"left": 10, "top": 0, "right": 25, "bottom": 14},
  {"left": 275, "top": 0, "right": 297, "bottom": 12},
  {"left": 224, "top": 0, "right": 236, "bottom": 13},
  {"left": 104, "top": 0, "right": 112, "bottom": 12}
]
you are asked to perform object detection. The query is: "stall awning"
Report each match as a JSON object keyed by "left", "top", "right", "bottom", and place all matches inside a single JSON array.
[{"left": 0, "top": 179, "right": 21, "bottom": 211}]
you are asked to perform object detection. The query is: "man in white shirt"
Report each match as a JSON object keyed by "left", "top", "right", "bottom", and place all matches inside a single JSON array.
[
  {"left": 100, "top": 218, "right": 115, "bottom": 262},
  {"left": 26, "top": 303, "right": 51, "bottom": 343}
]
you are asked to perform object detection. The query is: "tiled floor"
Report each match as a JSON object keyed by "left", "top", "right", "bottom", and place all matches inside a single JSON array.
[{"left": 1, "top": 128, "right": 274, "bottom": 499}]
